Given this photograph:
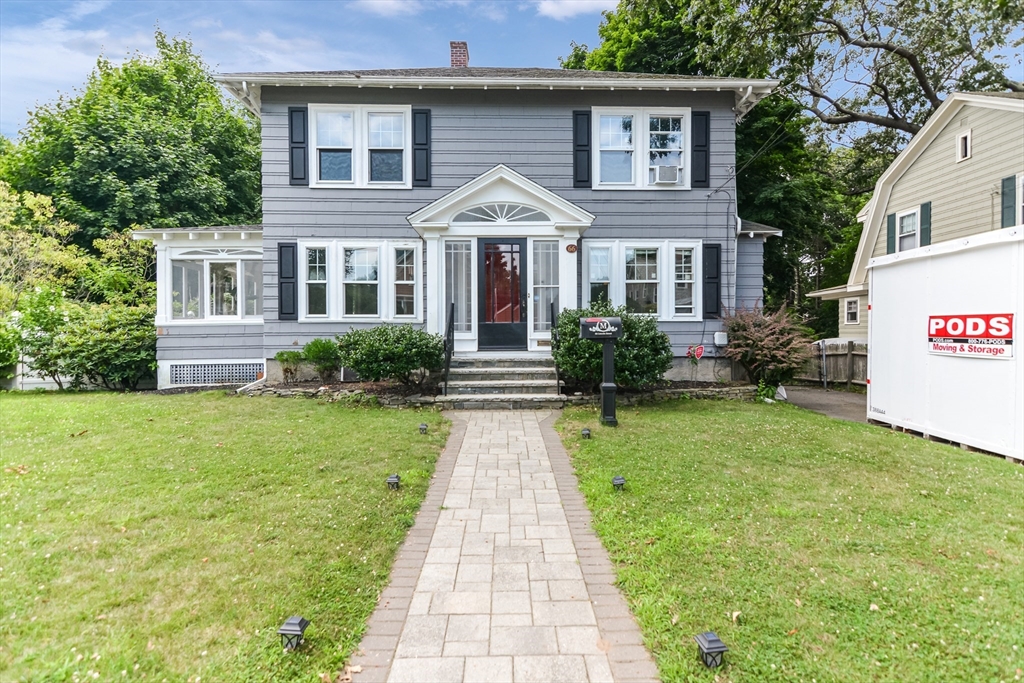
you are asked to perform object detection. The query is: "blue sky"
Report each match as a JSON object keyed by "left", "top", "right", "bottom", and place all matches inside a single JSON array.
[{"left": 0, "top": 0, "right": 615, "bottom": 138}]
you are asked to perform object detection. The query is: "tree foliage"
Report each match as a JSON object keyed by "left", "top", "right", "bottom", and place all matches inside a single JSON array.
[{"left": 1, "top": 31, "right": 261, "bottom": 245}]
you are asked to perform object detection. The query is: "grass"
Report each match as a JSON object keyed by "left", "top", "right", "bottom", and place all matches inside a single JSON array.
[
  {"left": 0, "top": 391, "right": 448, "bottom": 682},
  {"left": 559, "top": 400, "right": 1023, "bottom": 683}
]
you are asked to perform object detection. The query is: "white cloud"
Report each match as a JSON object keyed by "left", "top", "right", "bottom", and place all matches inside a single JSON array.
[
  {"left": 350, "top": 0, "right": 424, "bottom": 17},
  {"left": 69, "top": 0, "right": 112, "bottom": 20},
  {"left": 534, "top": 0, "right": 616, "bottom": 20}
]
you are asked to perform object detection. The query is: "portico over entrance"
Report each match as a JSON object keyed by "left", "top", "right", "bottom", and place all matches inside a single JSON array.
[{"left": 408, "top": 165, "right": 594, "bottom": 353}]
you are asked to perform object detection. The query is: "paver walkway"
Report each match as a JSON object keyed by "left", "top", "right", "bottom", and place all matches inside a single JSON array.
[{"left": 350, "top": 411, "right": 659, "bottom": 683}]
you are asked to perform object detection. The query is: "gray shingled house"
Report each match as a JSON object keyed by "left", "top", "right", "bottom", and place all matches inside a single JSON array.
[{"left": 135, "top": 43, "right": 780, "bottom": 397}]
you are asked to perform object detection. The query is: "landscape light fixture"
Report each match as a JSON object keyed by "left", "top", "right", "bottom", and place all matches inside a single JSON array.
[
  {"left": 694, "top": 631, "right": 728, "bottom": 668},
  {"left": 582, "top": 428, "right": 591, "bottom": 439},
  {"left": 612, "top": 475, "right": 626, "bottom": 491},
  {"left": 387, "top": 473, "right": 401, "bottom": 490},
  {"left": 278, "top": 616, "right": 309, "bottom": 650},
  {"left": 419, "top": 423, "right": 428, "bottom": 434}
]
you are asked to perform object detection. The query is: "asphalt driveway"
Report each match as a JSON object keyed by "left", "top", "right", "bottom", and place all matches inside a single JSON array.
[{"left": 785, "top": 385, "right": 867, "bottom": 423}]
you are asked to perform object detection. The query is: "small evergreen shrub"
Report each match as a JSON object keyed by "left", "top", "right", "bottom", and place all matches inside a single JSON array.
[
  {"left": 721, "top": 307, "right": 813, "bottom": 387},
  {"left": 274, "top": 350, "right": 305, "bottom": 384},
  {"left": 337, "top": 325, "right": 443, "bottom": 387},
  {"left": 302, "top": 338, "right": 342, "bottom": 384},
  {"left": 552, "top": 301, "right": 672, "bottom": 391}
]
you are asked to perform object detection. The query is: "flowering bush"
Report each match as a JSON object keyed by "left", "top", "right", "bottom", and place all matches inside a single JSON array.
[{"left": 721, "top": 307, "right": 813, "bottom": 386}]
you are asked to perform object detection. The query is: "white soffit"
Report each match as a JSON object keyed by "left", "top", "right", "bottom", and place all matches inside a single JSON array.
[{"left": 406, "top": 164, "right": 595, "bottom": 235}]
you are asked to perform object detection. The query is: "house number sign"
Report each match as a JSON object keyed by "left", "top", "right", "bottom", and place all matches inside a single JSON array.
[{"left": 566, "top": 244, "right": 578, "bottom": 253}]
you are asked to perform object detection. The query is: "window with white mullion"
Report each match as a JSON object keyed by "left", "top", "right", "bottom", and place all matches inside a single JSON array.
[
  {"left": 587, "top": 246, "right": 611, "bottom": 305},
  {"left": 368, "top": 113, "right": 405, "bottom": 183},
  {"left": 625, "top": 247, "right": 659, "bottom": 315},
  {"left": 897, "top": 209, "right": 918, "bottom": 252},
  {"left": 648, "top": 115, "right": 684, "bottom": 185},
  {"left": 343, "top": 247, "right": 379, "bottom": 316},
  {"left": 171, "top": 260, "right": 204, "bottom": 319},
  {"left": 845, "top": 298, "right": 860, "bottom": 325},
  {"left": 673, "top": 247, "right": 695, "bottom": 316},
  {"left": 532, "top": 241, "right": 559, "bottom": 332},
  {"left": 306, "top": 247, "right": 328, "bottom": 316},
  {"left": 394, "top": 247, "right": 416, "bottom": 317},
  {"left": 316, "top": 111, "right": 354, "bottom": 182},
  {"left": 598, "top": 114, "right": 634, "bottom": 184},
  {"left": 445, "top": 241, "right": 473, "bottom": 333}
]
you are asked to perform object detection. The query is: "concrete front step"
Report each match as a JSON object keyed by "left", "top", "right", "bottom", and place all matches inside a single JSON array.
[
  {"left": 449, "top": 357, "right": 555, "bottom": 369},
  {"left": 435, "top": 393, "right": 566, "bottom": 410},
  {"left": 445, "top": 379, "right": 561, "bottom": 395},
  {"left": 447, "top": 367, "right": 558, "bottom": 383}
]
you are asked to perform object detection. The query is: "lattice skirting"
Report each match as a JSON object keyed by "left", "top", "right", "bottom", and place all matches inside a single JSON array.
[{"left": 168, "top": 362, "right": 265, "bottom": 386}]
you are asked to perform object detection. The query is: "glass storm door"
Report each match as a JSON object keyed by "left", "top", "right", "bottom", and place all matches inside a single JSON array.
[{"left": 478, "top": 239, "right": 528, "bottom": 350}]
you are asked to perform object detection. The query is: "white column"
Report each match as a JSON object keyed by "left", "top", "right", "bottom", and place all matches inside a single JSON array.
[
  {"left": 559, "top": 230, "right": 580, "bottom": 314},
  {"left": 425, "top": 233, "right": 441, "bottom": 334}
]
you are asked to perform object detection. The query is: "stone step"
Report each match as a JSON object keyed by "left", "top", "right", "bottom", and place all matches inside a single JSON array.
[
  {"left": 449, "top": 357, "right": 555, "bottom": 369},
  {"left": 434, "top": 394, "right": 566, "bottom": 410},
  {"left": 447, "top": 367, "right": 557, "bottom": 383},
  {"left": 444, "top": 380, "right": 561, "bottom": 396}
]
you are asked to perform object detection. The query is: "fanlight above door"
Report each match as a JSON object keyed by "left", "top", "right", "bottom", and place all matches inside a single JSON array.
[{"left": 452, "top": 204, "right": 550, "bottom": 223}]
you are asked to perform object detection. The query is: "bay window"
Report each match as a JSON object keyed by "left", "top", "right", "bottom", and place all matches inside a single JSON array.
[
  {"left": 309, "top": 105, "right": 410, "bottom": 187},
  {"left": 343, "top": 247, "right": 379, "bottom": 316},
  {"left": 306, "top": 247, "right": 328, "bottom": 316},
  {"left": 625, "top": 248, "right": 659, "bottom": 314},
  {"left": 593, "top": 107, "right": 690, "bottom": 189}
]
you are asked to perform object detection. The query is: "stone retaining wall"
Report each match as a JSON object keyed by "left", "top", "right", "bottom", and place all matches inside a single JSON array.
[{"left": 243, "top": 383, "right": 756, "bottom": 407}]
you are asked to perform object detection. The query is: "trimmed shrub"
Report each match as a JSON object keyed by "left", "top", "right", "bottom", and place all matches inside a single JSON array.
[
  {"left": 721, "top": 307, "right": 813, "bottom": 386},
  {"left": 552, "top": 301, "right": 672, "bottom": 391},
  {"left": 302, "top": 338, "right": 342, "bottom": 384},
  {"left": 337, "top": 325, "right": 443, "bottom": 387},
  {"left": 274, "top": 350, "right": 304, "bottom": 384},
  {"left": 59, "top": 305, "right": 157, "bottom": 390}
]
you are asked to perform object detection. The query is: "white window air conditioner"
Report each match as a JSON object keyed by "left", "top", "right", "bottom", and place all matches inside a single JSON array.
[{"left": 653, "top": 165, "right": 680, "bottom": 184}]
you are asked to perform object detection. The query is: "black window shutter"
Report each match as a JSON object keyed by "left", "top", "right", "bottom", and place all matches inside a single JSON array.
[
  {"left": 691, "top": 111, "right": 711, "bottom": 188},
  {"left": 703, "top": 243, "right": 721, "bottom": 319},
  {"left": 278, "top": 242, "right": 298, "bottom": 321},
  {"left": 919, "top": 202, "right": 931, "bottom": 246},
  {"left": 288, "top": 107, "right": 308, "bottom": 186},
  {"left": 1002, "top": 176, "right": 1017, "bottom": 228},
  {"left": 572, "top": 110, "right": 591, "bottom": 188},
  {"left": 886, "top": 213, "right": 896, "bottom": 254},
  {"left": 412, "top": 109, "right": 431, "bottom": 187}
]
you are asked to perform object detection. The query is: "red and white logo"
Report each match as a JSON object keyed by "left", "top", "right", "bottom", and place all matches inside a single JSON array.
[{"left": 927, "top": 314, "right": 1014, "bottom": 359}]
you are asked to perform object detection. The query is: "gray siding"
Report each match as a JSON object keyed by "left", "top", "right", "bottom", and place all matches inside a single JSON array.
[
  {"left": 258, "top": 87, "right": 748, "bottom": 358},
  {"left": 157, "top": 325, "right": 264, "bottom": 361},
  {"left": 872, "top": 104, "right": 1024, "bottom": 258},
  {"left": 736, "top": 236, "right": 764, "bottom": 309}
]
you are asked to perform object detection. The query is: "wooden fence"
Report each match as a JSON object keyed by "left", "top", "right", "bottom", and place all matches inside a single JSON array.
[{"left": 794, "top": 340, "right": 868, "bottom": 389}]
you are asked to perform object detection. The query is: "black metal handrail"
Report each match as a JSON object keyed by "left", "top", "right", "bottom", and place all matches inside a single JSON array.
[
  {"left": 549, "top": 301, "right": 561, "bottom": 395},
  {"left": 442, "top": 302, "right": 455, "bottom": 396}
]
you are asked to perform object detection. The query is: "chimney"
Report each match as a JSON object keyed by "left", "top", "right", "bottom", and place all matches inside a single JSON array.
[{"left": 450, "top": 41, "right": 469, "bottom": 68}]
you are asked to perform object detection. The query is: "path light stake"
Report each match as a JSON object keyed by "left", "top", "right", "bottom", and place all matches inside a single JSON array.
[
  {"left": 419, "top": 423, "right": 428, "bottom": 435},
  {"left": 694, "top": 631, "right": 728, "bottom": 668},
  {"left": 278, "top": 616, "right": 309, "bottom": 650},
  {"left": 581, "top": 428, "right": 591, "bottom": 439},
  {"left": 612, "top": 475, "right": 626, "bottom": 491},
  {"left": 387, "top": 474, "right": 401, "bottom": 490}
]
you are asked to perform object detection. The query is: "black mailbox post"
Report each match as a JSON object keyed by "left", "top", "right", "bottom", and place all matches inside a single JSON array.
[{"left": 580, "top": 317, "right": 623, "bottom": 426}]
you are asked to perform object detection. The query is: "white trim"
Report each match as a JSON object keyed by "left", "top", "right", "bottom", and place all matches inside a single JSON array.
[
  {"left": 895, "top": 207, "right": 920, "bottom": 253},
  {"left": 956, "top": 128, "right": 972, "bottom": 162},
  {"left": 308, "top": 104, "right": 412, "bottom": 189},
  {"left": 591, "top": 107, "right": 691, "bottom": 190},
  {"left": 1018, "top": 172, "right": 1024, "bottom": 227},
  {"left": 844, "top": 297, "right": 860, "bottom": 325},
  {"left": 849, "top": 93, "right": 1024, "bottom": 287},
  {"left": 868, "top": 224, "right": 1021, "bottom": 270},
  {"left": 582, "top": 239, "right": 703, "bottom": 321}
]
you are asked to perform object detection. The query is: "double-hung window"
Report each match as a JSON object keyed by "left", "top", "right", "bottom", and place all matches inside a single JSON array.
[
  {"left": 306, "top": 247, "right": 328, "bottom": 316},
  {"left": 394, "top": 248, "right": 416, "bottom": 317},
  {"left": 897, "top": 209, "right": 918, "bottom": 252},
  {"left": 309, "top": 105, "right": 411, "bottom": 187},
  {"left": 845, "top": 298, "right": 860, "bottom": 325},
  {"left": 594, "top": 107, "right": 689, "bottom": 189},
  {"left": 625, "top": 248, "right": 659, "bottom": 314},
  {"left": 588, "top": 247, "right": 611, "bottom": 304},
  {"left": 343, "top": 247, "right": 379, "bottom": 316},
  {"left": 673, "top": 247, "right": 695, "bottom": 315}
]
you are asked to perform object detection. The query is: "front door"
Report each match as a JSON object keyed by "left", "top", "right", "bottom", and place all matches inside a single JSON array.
[{"left": 478, "top": 239, "right": 527, "bottom": 350}]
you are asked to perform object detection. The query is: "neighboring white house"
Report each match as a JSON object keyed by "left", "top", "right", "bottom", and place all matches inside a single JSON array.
[{"left": 810, "top": 92, "right": 1024, "bottom": 340}]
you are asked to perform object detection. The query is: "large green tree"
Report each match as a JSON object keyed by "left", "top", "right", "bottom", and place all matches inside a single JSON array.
[{"left": 1, "top": 31, "right": 260, "bottom": 246}]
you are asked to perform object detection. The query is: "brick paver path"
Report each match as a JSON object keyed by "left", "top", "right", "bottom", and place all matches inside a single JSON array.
[{"left": 350, "top": 411, "right": 660, "bottom": 683}]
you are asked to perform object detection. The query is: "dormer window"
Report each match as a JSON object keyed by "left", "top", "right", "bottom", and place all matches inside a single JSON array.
[
  {"left": 309, "top": 105, "right": 411, "bottom": 188},
  {"left": 956, "top": 129, "right": 972, "bottom": 162}
]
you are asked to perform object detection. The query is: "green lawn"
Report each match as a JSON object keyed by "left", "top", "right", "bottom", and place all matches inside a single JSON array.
[
  {"left": 559, "top": 400, "right": 1023, "bottom": 683},
  {"left": 0, "top": 391, "right": 447, "bottom": 682}
]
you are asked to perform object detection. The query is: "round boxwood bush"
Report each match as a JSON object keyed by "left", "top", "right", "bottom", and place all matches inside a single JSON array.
[
  {"left": 552, "top": 301, "right": 672, "bottom": 391},
  {"left": 337, "top": 324, "right": 443, "bottom": 387},
  {"left": 302, "top": 338, "right": 342, "bottom": 384}
]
